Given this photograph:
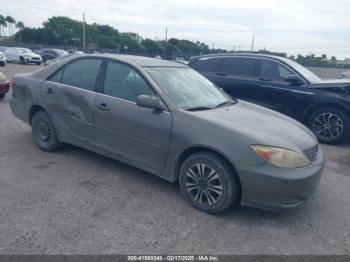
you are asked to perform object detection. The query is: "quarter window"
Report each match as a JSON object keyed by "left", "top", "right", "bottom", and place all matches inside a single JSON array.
[
  {"left": 220, "top": 57, "right": 257, "bottom": 77},
  {"left": 103, "top": 61, "right": 154, "bottom": 102},
  {"left": 60, "top": 59, "right": 102, "bottom": 91}
]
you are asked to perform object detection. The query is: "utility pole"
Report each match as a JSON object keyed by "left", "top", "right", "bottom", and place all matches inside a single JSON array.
[
  {"left": 251, "top": 35, "right": 255, "bottom": 52},
  {"left": 165, "top": 28, "right": 168, "bottom": 41},
  {"left": 82, "top": 12, "right": 86, "bottom": 51}
]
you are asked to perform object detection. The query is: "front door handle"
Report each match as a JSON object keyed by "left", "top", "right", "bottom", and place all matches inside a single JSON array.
[
  {"left": 96, "top": 103, "right": 110, "bottom": 111},
  {"left": 43, "top": 87, "right": 54, "bottom": 94},
  {"left": 258, "top": 77, "right": 272, "bottom": 82}
]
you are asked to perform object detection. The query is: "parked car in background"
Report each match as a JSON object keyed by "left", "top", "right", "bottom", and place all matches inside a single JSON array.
[
  {"left": 340, "top": 70, "right": 350, "bottom": 79},
  {"left": 189, "top": 53, "right": 350, "bottom": 144},
  {"left": 0, "top": 51, "right": 6, "bottom": 66},
  {"left": 0, "top": 72, "right": 10, "bottom": 99},
  {"left": 10, "top": 54, "right": 324, "bottom": 213},
  {"left": 5, "top": 47, "right": 42, "bottom": 65},
  {"left": 40, "top": 48, "right": 69, "bottom": 63}
]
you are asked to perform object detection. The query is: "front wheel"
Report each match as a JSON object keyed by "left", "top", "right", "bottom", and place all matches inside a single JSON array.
[
  {"left": 179, "top": 152, "right": 240, "bottom": 214},
  {"left": 307, "top": 107, "right": 349, "bottom": 144},
  {"left": 32, "top": 111, "right": 62, "bottom": 151},
  {"left": 0, "top": 94, "right": 5, "bottom": 99},
  {"left": 20, "top": 57, "right": 25, "bottom": 64}
]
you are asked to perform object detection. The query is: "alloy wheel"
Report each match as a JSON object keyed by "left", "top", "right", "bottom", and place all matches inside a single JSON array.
[
  {"left": 312, "top": 112, "right": 344, "bottom": 140},
  {"left": 185, "top": 163, "right": 223, "bottom": 206}
]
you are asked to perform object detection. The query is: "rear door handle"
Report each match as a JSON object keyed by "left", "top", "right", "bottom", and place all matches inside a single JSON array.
[
  {"left": 96, "top": 103, "right": 110, "bottom": 111},
  {"left": 43, "top": 87, "right": 54, "bottom": 94}
]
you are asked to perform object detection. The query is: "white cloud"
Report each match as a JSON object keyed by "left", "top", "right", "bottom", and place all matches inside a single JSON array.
[{"left": 2, "top": 0, "right": 350, "bottom": 58}]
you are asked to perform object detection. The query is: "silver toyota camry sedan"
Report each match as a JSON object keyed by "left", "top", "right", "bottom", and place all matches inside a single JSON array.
[{"left": 10, "top": 54, "right": 325, "bottom": 214}]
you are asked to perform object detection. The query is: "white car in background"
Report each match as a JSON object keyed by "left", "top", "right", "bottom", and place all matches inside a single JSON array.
[
  {"left": 5, "top": 47, "right": 42, "bottom": 65},
  {"left": 0, "top": 51, "right": 6, "bottom": 66},
  {"left": 340, "top": 70, "right": 350, "bottom": 79}
]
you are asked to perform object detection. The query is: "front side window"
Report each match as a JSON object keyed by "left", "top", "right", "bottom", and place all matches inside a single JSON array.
[
  {"left": 220, "top": 57, "right": 257, "bottom": 77},
  {"left": 146, "top": 67, "right": 231, "bottom": 110},
  {"left": 61, "top": 59, "right": 102, "bottom": 91},
  {"left": 259, "top": 59, "right": 295, "bottom": 80},
  {"left": 103, "top": 61, "right": 154, "bottom": 102}
]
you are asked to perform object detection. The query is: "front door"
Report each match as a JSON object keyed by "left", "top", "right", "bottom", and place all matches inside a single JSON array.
[{"left": 93, "top": 60, "right": 172, "bottom": 173}]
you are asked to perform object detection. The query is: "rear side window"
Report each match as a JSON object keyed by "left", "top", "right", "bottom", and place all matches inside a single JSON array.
[
  {"left": 61, "top": 59, "right": 102, "bottom": 91},
  {"left": 190, "top": 58, "right": 222, "bottom": 72},
  {"left": 220, "top": 57, "right": 257, "bottom": 77}
]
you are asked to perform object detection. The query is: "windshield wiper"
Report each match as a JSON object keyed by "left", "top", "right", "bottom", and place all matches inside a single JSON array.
[
  {"left": 214, "top": 100, "right": 235, "bottom": 108},
  {"left": 186, "top": 106, "right": 213, "bottom": 111}
]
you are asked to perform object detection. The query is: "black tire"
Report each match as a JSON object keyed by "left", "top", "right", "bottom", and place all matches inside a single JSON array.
[
  {"left": 31, "top": 110, "right": 62, "bottom": 151},
  {"left": 20, "top": 57, "right": 25, "bottom": 64},
  {"left": 0, "top": 62, "right": 5, "bottom": 67},
  {"left": 306, "top": 107, "right": 349, "bottom": 144},
  {"left": 36, "top": 62, "right": 41, "bottom": 65},
  {"left": 179, "top": 152, "right": 240, "bottom": 214},
  {"left": 0, "top": 93, "right": 5, "bottom": 99},
  {"left": 42, "top": 57, "right": 47, "bottom": 63}
]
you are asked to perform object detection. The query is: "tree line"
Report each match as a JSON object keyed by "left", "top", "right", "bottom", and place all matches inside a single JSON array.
[{"left": 0, "top": 14, "right": 348, "bottom": 67}]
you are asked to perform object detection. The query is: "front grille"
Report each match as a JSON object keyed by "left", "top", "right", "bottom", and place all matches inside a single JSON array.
[
  {"left": 303, "top": 145, "right": 318, "bottom": 162},
  {"left": 32, "top": 57, "right": 40, "bottom": 60}
]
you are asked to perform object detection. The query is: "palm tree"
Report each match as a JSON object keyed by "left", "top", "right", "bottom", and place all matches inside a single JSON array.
[
  {"left": 5, "top": 16, "right": 16, "bottom": 36},
  {"left": 16, "top": 21, "right": 25, "bottom": 42},
  {"left": 0, "top": 15, "right": 6, "bottom": 40}
]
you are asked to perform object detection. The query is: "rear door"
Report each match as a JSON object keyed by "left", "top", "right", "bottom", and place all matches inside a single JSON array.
[
  {"left": 41, "top": 58, "right": 103, "bottom": 148},
  {"left": 93, "top": 60, "right": 172, "bottom": 173},
  {"left": 214, "top": 57, "right": 262, "bottom": 102}
]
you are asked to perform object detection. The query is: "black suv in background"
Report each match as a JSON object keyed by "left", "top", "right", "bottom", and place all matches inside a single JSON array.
[
  {"left": 189, "top": 53, "right": 350, "bottom": 144},
  {"left": 40, "top": 48, "right": 68, "bottom": 63}
]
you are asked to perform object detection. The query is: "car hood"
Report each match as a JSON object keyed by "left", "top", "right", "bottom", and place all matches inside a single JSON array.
[
  {"left": 190, "top": 101, "right": 317, "bottom": 153},
  {"left": 308, "top": 79, "right": 350, "bottom": 94}
]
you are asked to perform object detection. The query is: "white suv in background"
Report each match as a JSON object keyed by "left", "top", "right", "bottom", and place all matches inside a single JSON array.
[
  {"left": 5, "top": 47, "right": 42, "bottom": 65},
  {"left": 0, "top": 51, "right": 6, "bottom": 66}
]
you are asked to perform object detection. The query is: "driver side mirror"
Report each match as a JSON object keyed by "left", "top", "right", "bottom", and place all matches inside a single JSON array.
[
  {"left": 136, "top": 95, "right": 164, "bottom": 111},
  {"left": 285, "top": 75, "right": 303, "bottom": 85}
]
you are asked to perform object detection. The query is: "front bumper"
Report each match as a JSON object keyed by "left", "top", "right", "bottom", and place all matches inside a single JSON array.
[
  {"left": 23, "top": 57, "right": 41, "bottom": 63},
  {"left": 238, "top": 147, "right": 325, "bottom": 211},
  {"left": 0, "top": 81, "right": 10, "bottom": 94}
]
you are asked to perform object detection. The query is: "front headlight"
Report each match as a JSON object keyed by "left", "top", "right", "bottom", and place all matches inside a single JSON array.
[{"left": 250, "top": 145, "right": 311, "bottom": 168}]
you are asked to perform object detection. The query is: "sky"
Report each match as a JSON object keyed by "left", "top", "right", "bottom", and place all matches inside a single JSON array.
[{"left": 1, "top": 0, "right": 350, "bottom": 59}]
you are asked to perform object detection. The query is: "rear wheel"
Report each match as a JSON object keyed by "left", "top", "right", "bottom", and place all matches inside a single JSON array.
[
  {"left": 31, "top": 111, "right": 62, "bottom": 151},
  {"left": 307, "top": 107, "right": 349, "bottom": 144},
  {"left": 179, "top": 152, "right": 240, "bottom": 214},
  {"left": 0, "top": 94, "right": 4, "bottom": 99}
]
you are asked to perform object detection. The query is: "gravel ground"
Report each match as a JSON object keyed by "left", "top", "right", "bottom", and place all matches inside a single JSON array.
[{"left": 0, "top": 63, "right": 349, "bottom": 255}]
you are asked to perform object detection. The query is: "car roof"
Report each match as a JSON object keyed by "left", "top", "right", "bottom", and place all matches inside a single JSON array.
[
  {"left": 80, "top": 54, "right": 188, "bottom": 68},
  {"left": 191, "top": 53, "right": 288, "bottom": 62}
]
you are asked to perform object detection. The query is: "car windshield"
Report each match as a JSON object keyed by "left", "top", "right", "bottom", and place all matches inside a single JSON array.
[
  {"left": 146, "top": 67, "right": 233, "bottom": 110},
  {"left": 55, "top": 49, "right": 69, "bottom": 56},
  {"left": 283, "top": 58, "right": 322, "bottom": 83},
  {"left": 19, "top": 48, "right": 32, "bottom": 54}
]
